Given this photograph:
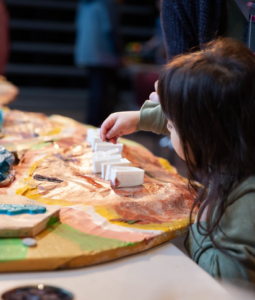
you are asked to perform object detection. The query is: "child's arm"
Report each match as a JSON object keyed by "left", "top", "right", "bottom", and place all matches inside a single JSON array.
[
  {"left": 137, "top": 100, "right": 168, "bottom": 135},
  {"left": 100, "top": 101, "right": 169, "bottom": 143}
]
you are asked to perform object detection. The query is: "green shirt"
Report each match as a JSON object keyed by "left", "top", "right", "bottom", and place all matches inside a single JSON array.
[
  {"left": 136, "top": 100, "right": 169, "bottom": 135},
  {"left": 136, "top": 100, "right": 255, "bottom": 284}
]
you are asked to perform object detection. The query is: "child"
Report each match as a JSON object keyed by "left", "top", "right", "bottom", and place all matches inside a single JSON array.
[{"left": 100, "top": 38, "right": 255, "bottom": 284}]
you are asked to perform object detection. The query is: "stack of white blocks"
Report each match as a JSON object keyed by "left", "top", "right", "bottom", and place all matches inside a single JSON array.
[{"left": 87, "top": 129, "right": 144, "bottom": 188}]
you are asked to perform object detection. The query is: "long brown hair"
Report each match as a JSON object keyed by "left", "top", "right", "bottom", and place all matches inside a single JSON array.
[{"left": 158, "top": 38, "right": 255, "bottom": 248}]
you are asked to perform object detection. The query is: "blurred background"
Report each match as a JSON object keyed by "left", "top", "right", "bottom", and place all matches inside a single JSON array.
[
  {"left": 1, "top": 0, "right": 186, "bottom": 175},
  {"left": 0, "top": 0, "right": 249, "bottom": 177},
  {"left": 4, "top": 0, "right": 163, "bottom": 115}
]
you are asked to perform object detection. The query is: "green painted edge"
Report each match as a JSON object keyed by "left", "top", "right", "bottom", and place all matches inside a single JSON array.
[
  {"left": 46, "top": 216, "right": 59, "bottom": 227},
  {"left": 0, "top": 239, "right": 28, "bottom": 263},
  {"left": 31, "top": 142, "right": 52, "bottom": 150},
  {"left": 47, "top": 222, "right": 137, "bottom": 252}
]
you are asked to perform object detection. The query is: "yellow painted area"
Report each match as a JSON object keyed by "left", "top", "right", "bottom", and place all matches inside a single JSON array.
[
  {"left": 158, "top": 157, "right": 177, "bottom": 173},
  {"left": 28, "top": 154, "right": 53, "bottom": 176},
  {"left": 17, "top": 186, "right": 74, "bottom": 207},
  {"left": 94, "top": 205, "right": 190, "bottom": 233},
  {"left": 43, "top": 127, "right": 62, "bottom": 136},
  {"left": 94, "top": 205, "right": 120, "bottom": 222},
  {"left": 2, "top": 106, "right": 10, "bottom": 112},
  {"left": 83, "top": 124, "right": 96, "bottom": 129},
  {"left": 16, "top": 159, "right": 74, "bottom": 206},
  {"left": 28, "top": 162, "right": 38, "bottom": 176},
  {"left": 119, "top": 137, "right": 147, "bottom": 150}
]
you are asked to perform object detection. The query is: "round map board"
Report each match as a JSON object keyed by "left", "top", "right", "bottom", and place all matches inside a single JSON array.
[{"left": 0, "top": 111, "right": 196, "bottom": 272}]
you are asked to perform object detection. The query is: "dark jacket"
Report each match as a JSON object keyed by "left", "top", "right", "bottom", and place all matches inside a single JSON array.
[{"left": 161, "top": 0, "right": 222, "bottom": 57}]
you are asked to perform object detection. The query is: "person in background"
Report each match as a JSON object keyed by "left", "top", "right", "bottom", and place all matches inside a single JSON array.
[
  {"left": 142, "top": 0, "right": 166, "bottom": 64},
  {"left": 100, "top": 38, "right": 255, "bottom": 284},
  {"left": 161, "top": 0, "right": 246, "bottom": 58},
  {"left": 74, "top": 0, "right": 122, "bottom": 127}
]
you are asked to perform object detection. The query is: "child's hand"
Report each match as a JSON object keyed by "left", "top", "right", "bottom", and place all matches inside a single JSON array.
[{"left": 100, "top": 111, "right": 140, "bottom": 144}]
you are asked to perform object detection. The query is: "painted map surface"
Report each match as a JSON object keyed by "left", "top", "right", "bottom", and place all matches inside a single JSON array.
[{"left": 0, "top": 110, "right": 196, "bottom": 272}]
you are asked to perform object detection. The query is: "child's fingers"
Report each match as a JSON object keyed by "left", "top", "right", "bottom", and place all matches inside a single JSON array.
[
  {"left": 149, "top": 91, "right": 159, "bottom": 103},
  {"left": 108, "top": 137, "right": 118, "bottom": 144},
  {"left": 100, "top": 116, "right": 115, "bottom": 141},
  {"left": 108, "top": 132, "right": 123, "bottom": 144},
  {"left": 111, "top": 131, "right": 123, "bottom": 144},
  {"left": 106, "top": 123, "right": 122, "bottom": 140}
]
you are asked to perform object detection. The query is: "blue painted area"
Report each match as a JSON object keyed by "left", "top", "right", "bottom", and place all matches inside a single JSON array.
[
  {"left": 0, "top": 146, "right": 15, "bottom": 182},
  {"left": 0, "top": 108, "right": 3, "bottom": 131},
  {"left": 0, "top": 204, "right": 46, "bottom": 215}
]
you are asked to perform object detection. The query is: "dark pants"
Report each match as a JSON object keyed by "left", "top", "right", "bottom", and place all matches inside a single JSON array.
[{"left": 86, "top": 66, "right": 118, "bottom": 127}]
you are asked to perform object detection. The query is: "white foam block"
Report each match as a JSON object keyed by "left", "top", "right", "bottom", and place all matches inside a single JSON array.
[
  {"left": 86, "top": 128, "right": 100, "bottom": 145},
  {"left": 101, "top": 158, "right": 129, "bottom": 179},
  {"left": 95, "top": 143, "right": 123, "bottom": 154},
  {"left": 110, "top": 167, "right": 144, "bottom": 188},
  {"left": 93, "top": 149, "right": 122, "bottom": 173},
  {"left": 93, "top": 148, "right": 120, "bottom": 161},
  {"left": 103, "top": 159, "right": 131, "bottom": 180},
  {"left": 101, "top": 159, "right": 123, "bottom": 178},
  {"left": 92, "top": 137, "right": 103, "bottom": 150},
  {"left": 93, "top": 157, "right": 122, "bottom": 173}
]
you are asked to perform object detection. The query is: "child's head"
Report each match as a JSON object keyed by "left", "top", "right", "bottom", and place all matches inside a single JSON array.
[
  {"left": 158, "top": 38, "right": 255, "bottom": 235},
  {"left": 159, "top": 38, "right": 255, "bottom": 179}
]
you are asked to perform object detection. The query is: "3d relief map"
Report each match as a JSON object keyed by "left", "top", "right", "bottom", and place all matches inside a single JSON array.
[{"left": 0, "top": 110, "right": 196, "bottom": 272}]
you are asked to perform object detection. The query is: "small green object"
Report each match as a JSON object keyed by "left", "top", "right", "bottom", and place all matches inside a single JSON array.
[
  {"left": 127, "top": 220, "right": 141, "bottom": 224},
  {"left": 110, "top": 218, "right": 142, "bottom": 225}
]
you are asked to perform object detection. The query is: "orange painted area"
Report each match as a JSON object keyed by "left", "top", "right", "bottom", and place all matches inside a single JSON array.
[{"left": 60, "top": 207, "right": 156, "bottom": 243}]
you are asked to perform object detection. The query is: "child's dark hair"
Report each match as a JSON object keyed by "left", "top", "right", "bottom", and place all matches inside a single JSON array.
[{"left": 158, "top": 38, "right": 255, "bottom": 247}]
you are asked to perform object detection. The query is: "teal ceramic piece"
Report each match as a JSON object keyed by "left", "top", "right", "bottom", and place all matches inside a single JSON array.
[
  {"left": 0, "top": 204, "right": 46, "bottom": 215},
  {"left": 0, "top": 146, "right": 15, "bottom": 182}
]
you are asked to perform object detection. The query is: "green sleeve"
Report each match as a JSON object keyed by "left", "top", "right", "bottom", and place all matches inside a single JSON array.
[
  {"left": 185, "top": 190, "right": 255, "bottom": 283},
  {"left": 136, "top": 100, "right": 169, "bottom": 135},
  {"left": 185, "top": 224, "right": 252, "bottom": 282}
]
